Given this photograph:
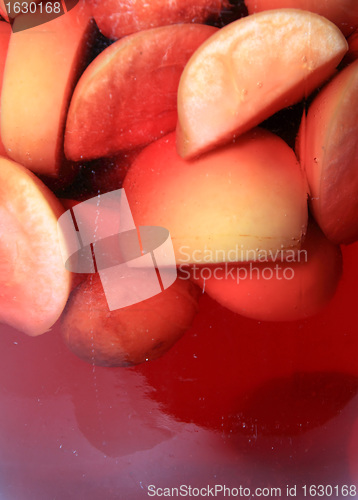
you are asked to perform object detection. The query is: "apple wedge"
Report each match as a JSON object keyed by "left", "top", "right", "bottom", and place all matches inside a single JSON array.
[
  {"left": 176, "top": 9, "right": 347, "bottom": 159},
  {"left": 64, "top": 23, "right": 217, "bottom": 162},
  {"left": 192, "top": 222, "right": 342, "bottom": 322},
  {"left": 296, "top": 59, "right": 358, "bottom": 244},
  {"left": 1, "top": 1, "right": 95, "bottom": 177},
  {"left": 89, "top": 0, "right": 228, "bottom": 39},
  {"left": 61, "top": 273, "right": 200, "bottom": 367},
  {"left": 245, "top": 0, "right": 358, "bottom": 36},
  {"left": 123, "top": 129, "right": 308, "bottom": 264},
  {"left": 0, "top": 157, "right": 71, "bottom": 336}
]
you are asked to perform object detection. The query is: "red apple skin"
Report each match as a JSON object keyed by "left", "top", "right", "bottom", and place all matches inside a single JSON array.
[
  {"left": 191, "top": 222, "right": 342, "bottom": 322},
  {"left": 245, "top": 0, "right": 358, "bottom": 37},
  {"left": 61, "top": 274, "right": 201, "bottom": 367},
  {"left": 89, "top": 0, "right": 228, "bottom": 40},
  {"left": 0, "top": 21, "right": 10, "bottom": 156},
  {"left": 296, "top": 59, "right": 358, "bottom": 244},
  {"left": 64, "top": 23, "right": 218, "bottom": 161}
]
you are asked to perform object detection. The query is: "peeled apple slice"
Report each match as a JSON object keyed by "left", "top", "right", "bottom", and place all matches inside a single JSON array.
[
  {"left": 296, "top": 59, "right": 358, "bottom": 245},
  {"left": 123, "top": 129, "right": 308, "bottom": 264},
  {"left": 1, "top": 1, "right": 94, "bottom": 177},
  {"left": 192, "top": 222, "right": 342, "bottom": 322},
  {"left": 176, "top": 9, "right": 348, "bottom": 159},
  {"left": 64, "top": 24, "right": 217, "bottom": 162},
  {"left": 245, "top": 0, "right": 358, "bottom": 36},
  {"left": 0, "top": 157, "right": 71, "bottom": 336}
]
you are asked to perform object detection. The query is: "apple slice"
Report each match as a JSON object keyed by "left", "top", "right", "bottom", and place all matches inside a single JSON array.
[
  {"left": 64, "top": 23, "right": 217, "bottom": 162},
  {"left": 89, "top": 0, "right": 227, "bottom": 40},
  {"left": 123, "top": 129, "right": 308, "bottom": 264},
  {"left": 192, "top": 222, "right": 342, "bottom": 321},
  {"left": 0, "top": 157, "right": 71, "bottom": 336},
  {"left": 296, "top": 59, "right": 358, "bottom": 244},
  {"left": 176, "top": 9, "right": 347, "bottom": 159},
  {"left": 245, "top": 0, "right": 358, "bottom": 36},
  {"left": 61, "top": 273, "right": 201, "bottom": 367},
  {"left": 0, "top": 21, "right": 10, "bottom": 156},
  {"left": 1, "top": 1, "right": 95, "bottom": 177}
]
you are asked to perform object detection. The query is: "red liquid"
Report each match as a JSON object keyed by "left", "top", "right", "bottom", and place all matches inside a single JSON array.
[{"left": 0, "top": 242, "right": 357, "bottom": 499}]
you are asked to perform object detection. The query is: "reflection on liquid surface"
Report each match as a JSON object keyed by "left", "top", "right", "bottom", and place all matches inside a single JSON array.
[{"left": 0, "top": 243, "right": 357, "bottom": 499}]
